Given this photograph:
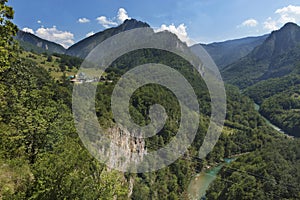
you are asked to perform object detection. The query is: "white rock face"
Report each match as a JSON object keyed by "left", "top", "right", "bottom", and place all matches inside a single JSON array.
[
  {"left": 98, "top": 126, "right": 147, "bottom": 171},
  {"left": 37, "top": 42, "right": 42, "bottom": 48}
]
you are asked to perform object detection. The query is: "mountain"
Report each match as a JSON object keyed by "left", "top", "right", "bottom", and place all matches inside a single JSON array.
[
  {"left": 222, "top": 22, "right": 300, "bottom": 88},
  {"left": 15, "top": 19, "right": 268, "bottom": 67},
  {"left": 15, "top": 19, "right": 150, "bottom": 57},
  {"left": 15, "top": 30, "right": 66, "bottom": 54},
  {"left": 66, "top": 19, "right": 150, "bottom": 58},
  {"left": 191, "top": 35, "right": 268, "bottom": 69},
  {"left": 221, "top": 22, "right": 300, "bottom": 137},
  {"left": 3, "top": 2, "right": 300, "bottom": 198}
]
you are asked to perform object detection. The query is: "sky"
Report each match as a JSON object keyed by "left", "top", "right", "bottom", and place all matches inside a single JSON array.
[{"left": 9, "top": 0, "right": 300, "bottom": 48}]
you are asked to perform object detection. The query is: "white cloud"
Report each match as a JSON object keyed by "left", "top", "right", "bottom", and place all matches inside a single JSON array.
[
  {"left": 117, "top": 8, "right": 130, "bottom": 23},
  {"left": 35, "top": 26, "right": 74, "bottom": 48},
  {"left": 240, "top": 19, "right": 258, "bottom": 27},
  {"left": 37, "top": 20, "right": 42, "bottom": 24},
  {"left": 276, "top": 5, "right": 300, "bottom": 15},
  {"left": 96, "top": 8, "right": 131, "bottom": 28},
  {"left": 264, "top": 5, "right": 300, "bottom": 31},
  {"left": 86, "top": 31, "right": 95, "bottom": 37},
  {"left": 96, "top": 16, "right": 118, "bottom": 28},
  {"left": 94, "top": 8, "right": 195, "bottom": 46},
  {"left": 264, "top": 17, "right": 278, "bottom": 31},
  {"left": 154, "top": 23, "right": 195, "bottom": 46},
  {"left": 275, "top": 5, "right": 300, "bottom": 24},
  {"left": 96, "top": 8, "right": 195, "bottom": 45},
  {"left": 22, "top": 27, "right": 34, "bottom": 34},
  {"left": 78, "top": 17, "right": 90, "bottom": 23}
]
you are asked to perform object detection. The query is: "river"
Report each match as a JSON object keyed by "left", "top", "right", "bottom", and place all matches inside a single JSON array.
[
  {"left": 187, "top": 103, "right": 288, "bottom": 199},
  {"left": 254, "top": 103, "right": 285, "bottom": 133},
  {"left": 187, "top": 158, "right": 234, "bottom": 200}
]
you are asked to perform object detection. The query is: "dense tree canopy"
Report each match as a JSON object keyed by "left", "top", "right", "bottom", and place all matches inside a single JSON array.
[
  {"left": 206, "top": 139, "right": 300, "bottom": 200},
  {"left": 0, "top": 1, "right": 299, "bottom": 199}
]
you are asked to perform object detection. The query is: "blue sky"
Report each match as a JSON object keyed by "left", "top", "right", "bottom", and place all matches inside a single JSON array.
[{"left": 9, "top": 0, "right": 300, "bottom": 48}]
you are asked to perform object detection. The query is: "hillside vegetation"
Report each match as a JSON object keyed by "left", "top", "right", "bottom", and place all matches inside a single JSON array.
[{"left": 0, "top": 1, "right": 299, "bottom": 199}]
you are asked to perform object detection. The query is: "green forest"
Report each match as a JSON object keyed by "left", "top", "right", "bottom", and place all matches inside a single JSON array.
[
  {"left": 245, "top": 75, "right": 300, "bottom": 137},
  {"left": 0, "top": 1, "right": 299, "bottom": 199},
  {"left": 206, "top": 139, "right": 300, "bottom": 200}
]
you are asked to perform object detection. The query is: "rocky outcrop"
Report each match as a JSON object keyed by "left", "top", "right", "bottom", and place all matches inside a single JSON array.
[{"left": 98, "top": 126, "right": 147, "bottom": 171}]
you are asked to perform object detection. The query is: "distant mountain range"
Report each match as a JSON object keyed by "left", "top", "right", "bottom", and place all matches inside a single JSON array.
[
  {"left": 14, "top": 19, "right": 269, "bottom": 63},
  {"left": 220, "top": 22, "right": 300, "bottom": 137},
  {"left": 192, "top": 35, "right": 269, "bottom": 69},
  {"left": 13, "top": 18, "right": 300, "bottom": 137},
  {"left": 15, "top": 20, "right": 300, "bottom": 85},
  {"left": 15, "top": 30, "right": 66, "bottom": 54},
  {"left": 222, "top": 22, "right": 300, "bottom": 88},
  {"left": 15, "top": 19, "right": 150, "bottom": 58},
  {"left": 66, "top": 19, "right": 150, "bottom": 58}
]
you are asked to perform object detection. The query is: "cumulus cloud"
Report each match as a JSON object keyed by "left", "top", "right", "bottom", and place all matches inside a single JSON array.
[
  {"left": 22, "top": 27, "right": 35, "bottom": 34},
  {"left": 264, "top": 17, "right": 278, "bottom": 31},
  {"left": 264, "top": 5, "right": 300, "bottom": 31},
  {"left": 86, "top": 31, "right": 95, "bottom": 37},
  {"left": 275, "top": 5, "right": 300, "bottom": 24},
  {"left": 78, "top": 17, "right": 90, "bottom": 23},
  {"left": 117, "top": 8, "right": 130, "bottom": 23},
  {"left": 154, "top": 23, "right": 195, "bottom": 46},
  {"left": 35, "top": 26, "right": 75, "bottom": 48},
  {"left": 96, "top": 16, "right": 118, "bottom": 28},
  {"left": 37, "top": 20, "right": 42, "bottom": 24},
  {"left": 96, "top": 8, "right": 130, "bottom": 28},
  {"left": 240, "top": 19, "right": 258, "bottom": 27},
  {"left": 97, "top": 8, "right": 194, "bottom": 45}
]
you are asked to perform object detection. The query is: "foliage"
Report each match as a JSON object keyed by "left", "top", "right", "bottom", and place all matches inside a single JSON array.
[
  {"left": 1, "top": 1, "right": 299, "bottom": 199},
  {"left": 245, "top": 74, "right": 300, "bottom": 104},
  {"left": 222, "top": 23, "right": 300, "bottom": 89},
  {"left": 95, "top": 49, "right": 284, "bottom": 199},
  {"left": 0, "top": 1, "right": 128, "bottom": 198},
  {"left": 206, "top": 139, "right": 300, "bottom": 200},
  {"left": 245, "top": 74, "right": 300, "bottom": 137},
  {"left": 260, "top": 85, "right": 300, "bottom": 137},
  {"left": 53, "top": 53, "right": 83, "bottom": 70}
]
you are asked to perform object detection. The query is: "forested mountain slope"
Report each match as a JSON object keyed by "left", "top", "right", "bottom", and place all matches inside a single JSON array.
[
  {"left": 192, "top": 35, "right": 268, "bottom": 69},
  {"left": 1, "top": 1, "right": 299, "bottom": 199},
  {"left": 222, "top": 22, "right": 300, "bottom": 89},
  {"left": 15, "top": 30, "right": 66, "bottom": 54}
]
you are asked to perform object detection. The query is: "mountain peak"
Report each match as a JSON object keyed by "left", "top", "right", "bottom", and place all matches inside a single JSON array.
[
  {"left": 15, "top": 30, "right": 66, "bottom": 54},
  {"left": 117, "top": 18, "right": 150, "bottom": 32},
  {"left": 251, "top": 22, "right": 300, "bottom": 60},
  {"left": 66, "top": 19, "right": 151, "bottom": 58},
  {"left": 271, "top": 22, "right": 300, "bottom": 37},
  {"left": 122, "top": 19, "right": 150, "bottom": 28},
  {"left": 281, "top": 22, "right": 299, "bottom": 29},
  {"left": 222, "top": 22, "right": 300, "bottom": 88}
]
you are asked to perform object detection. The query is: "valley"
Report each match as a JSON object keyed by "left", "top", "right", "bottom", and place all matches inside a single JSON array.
[
  {"left": 0, "top": 1, "right": 299, "bottom": 199},
  {"left": 254, "top": 103, "right": 284, "bottom": 134}
]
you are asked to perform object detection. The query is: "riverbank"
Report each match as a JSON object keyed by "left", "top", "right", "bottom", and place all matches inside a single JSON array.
[
  {"left": 254, "top": 103, "right": 295, "bottom": 139},
  {"left": 187, "top": 158, "right": 236, "bottom": 200},
  {"left": 254, "top": 103, "right": 285, "bottom": 133},
  {"left": 186, "top": 101, "right": 294, "bottom": 200}
]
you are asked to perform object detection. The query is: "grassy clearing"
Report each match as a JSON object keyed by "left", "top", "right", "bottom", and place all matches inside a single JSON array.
[{"left": 20, "top": 51, "right": 78, "bottom": 80}]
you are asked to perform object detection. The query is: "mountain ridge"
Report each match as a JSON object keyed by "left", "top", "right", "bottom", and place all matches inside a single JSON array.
[
  {"left": 16, "top": 18, "right": 272, "bottom": 63},
  {"left": 221, "top": 22, "right": 300, "bottom": 136},
  {"left": 222, "top": 22, "right": 300, "bottom": 88},
  {"left": 192, "top": 34, "right": 269, "bottom": 69},
  {"left": 15, "top": 30, "right": 66, "bottom": 54},
  {"left": 15, "top": 20, "right": 300, "bottom": 76},
  {"left": 250, "top": 22, "right": 300, "bottom": 60},
  {"left": 66, "top": 19, "right": 150, "bottom": 58}
]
